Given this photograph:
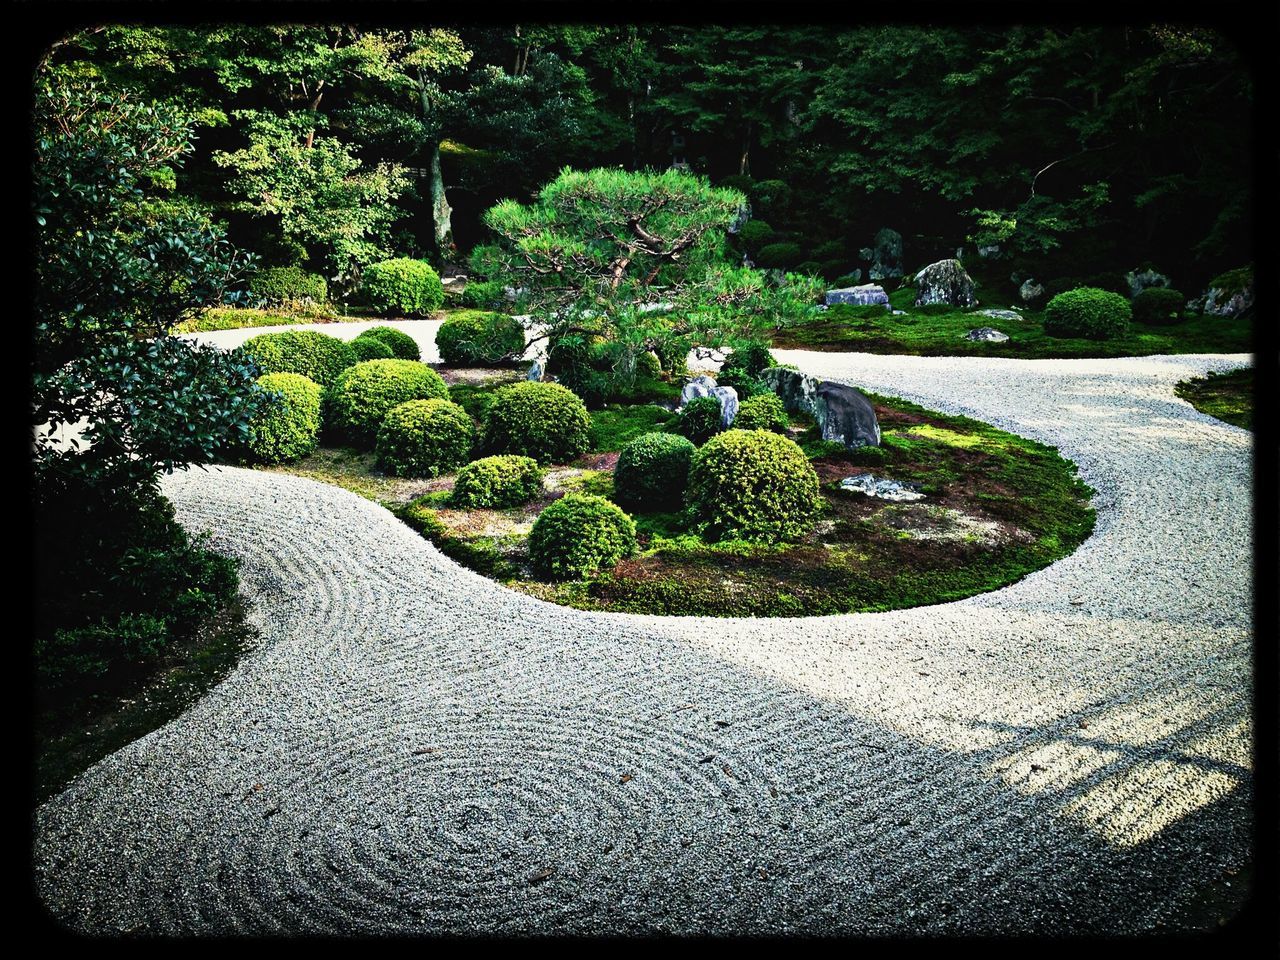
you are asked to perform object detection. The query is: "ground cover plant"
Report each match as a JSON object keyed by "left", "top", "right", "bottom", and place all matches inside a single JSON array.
[{"left": 1174, "top": 368, "right": 1253, "bottom": 429}]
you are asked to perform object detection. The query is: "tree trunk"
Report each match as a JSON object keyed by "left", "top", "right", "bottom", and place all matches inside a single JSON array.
[
  {"left": 740, "top": 121, "right": 753, "bottom": 176},
  {"left": 429, "top": 142, "right": 453, "bottom": 259}
]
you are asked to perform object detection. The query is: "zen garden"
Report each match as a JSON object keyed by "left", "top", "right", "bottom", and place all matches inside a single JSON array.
[{"left": 30, "top": 21, "right": 1261, "bottom": 939}]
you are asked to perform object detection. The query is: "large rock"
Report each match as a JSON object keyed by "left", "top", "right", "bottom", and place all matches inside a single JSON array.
[
  {"left": 868, "top": 228, "right": 903, "bottom": 280},
  {"left": 526, "top": 360, "right": 543, "bottom": 381},
  {"left": 1019, "top": 279, "right": 1045, "bottom": 304},
  {"left": 975, "top": 309, "right": 1023, "bottom": 323},
  {"left": 1191, "top": 269, "right": 1254, "bottom": 318},
  {"left": 679, "top": 375, "right": 719, "bottom": 406},
  {"left": 1125, "top": 268, "right": 1170, "bottom": 298},
  {"left": 825, "top": 284, "right": 889, "bottom": 308},
  {"left": 679, "top": 376, "right": 738, "bottom": 427},
  {"left": 914, "top": 259, "right": 979, "bottom": 309},
  {"left": 759, "top": 368, "right": 880, "bottom": 450}
]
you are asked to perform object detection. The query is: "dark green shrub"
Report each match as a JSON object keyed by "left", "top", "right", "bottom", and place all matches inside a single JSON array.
[
  {"left": 1132, "top": 287, "right": 1186, "bottom": 326},
  {"left": 833, "top": 273, "right": 864, "bottom": 288},
  {"left": 737, "top": 220, "right": 775, "bottom": 249},
  {"left": 37, "top": 613, "right": 169, "bottom": 686},
  {"left": 636, "top": 350, "right": 662, "bottom": 380},
  {"left": 654, "top": 336, "right": 692, "bottom": 375},
  {"left": 795, "top": 260, "right": 822, "bottom": 276},
  {"left": 361, "top": 258, "right": 444, "bottom": 316},
  {"left": 437, "top": 309, "right": 525, "bottom": 365},
  {"left": 360, "top": 325, "right": 421, "bottom": 360},
  {"left": 1043, "top": 287, "right": 1132, "bottom": 340},
  {"left": 1083, "top": 272, "right": 1133, "bottom": 299},
  {"left": 250, "top": 265, "right": 328, "bottom": 306},
  {"left": 375, "top": 398, "right": 475, "bottom": 477},
  {"left": 811, "top": 240, "right": 847, "bottom": 261},
  {"left": 733, "top": 392, "right": 788, "bottom": 433},
  {"left": 528, "top": 493, "right": 637, "bottom": 580},
  {"left": 241, "top": 330, "right": 356, "bottom": 387},
  {"left": 326, "top": 358, "right": 450, "bottom": 446},
  {"left": 614, "top": 432, "right": 696, "bottom": 511},
  {"left": 450, "top": 455, "right": 545, "bottom": 508},
  {"left": 674, "top": 396, "right": 725, "bottom": 446},
  {"left": 482, "top": 381, "right": 593, "bottom": 464},
  {"left": 719, "top": 174, "right": 754, "bottom": 194},
  {"left": 819, "top": 260, "right": 849, "bottom": 281},
  {"left": 459, "top": 279, "right": 506, "bottom": 310},
  {"left": 1208, "top": 266, "right": 1252, "bottom": 295},
  {"left": 246, "top": 372, "right": 323, "bottom": 464},
  {"left": 546, "top": 333, "right": 613, "bottom": 406},
  {"left": 751, "top": 179, "right": 793, "bottom": 218},
  {"left": 719, "top": 341, "right": 777, "bottom": 385},
  {"left": 348, "top": 335, "right": 396, "bottom": 362},
  {"left": 755, "top": 242, "right": 804, "bottom": 269},
  {"left": 1043, "top": 276, "right": 1084, "bottom": 300},
  {"left": 686, "top": 429, "right": 822, "bottom": 543}
]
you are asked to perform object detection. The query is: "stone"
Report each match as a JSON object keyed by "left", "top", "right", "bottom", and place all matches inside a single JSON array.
[
  {"left": 963, "top": 327, "right": 1009, "bottom": 343},
  {"left": 526, "top": 360, "right": 543, "bottom": 381},
  {"left": 816, "top": 381, "right": 881, "bottom": 449},
  {"left": 1125, "top": 268, "right": 1170, "bottom": 298},
  {"left": 825, "top": 284, "right": 889, "bottom": 308},
  {"left": 843, "top": 268, "right": 864, "bottom": 285},
  {"left": 868, "top": 228, "right": 904, "bottom": 280},
  {"left": 914, "top": 259, "right": 979, "bottom": 309},
  {"left": 679, "top": 375, "right": 719, "bottom": 407},
  {"left": 678, "top": 376, "right": 738, "bottom": 427},
  {"left": 1019, "top": 279, "right": 1045, "bottom": 303},
  {"left": 978, "top": 244, "right": 1001, "bottom": 259},
  {"left": 839, "top": 474, "right": 925, "bottom": 502},
  {"left": 1193, "top": 276, "right": 1254, "bottom": 318},
  {"left": 975, "top": 309, "right": 1023, "bottom": 322},
  {"left": 712, "top": 386, "right": 739, "bottom": 428},
  {"left": 760, "top": 367, "right": 820, "bottom": 417},
  {"left": 637, "top": 301, "right": 675, "bottom": 314}
]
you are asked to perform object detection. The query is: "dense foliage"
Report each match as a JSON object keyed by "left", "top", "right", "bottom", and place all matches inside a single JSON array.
[
  {"left": 450, "top": 454, "right": 545, "bottom": 508},
  {"left": 361, "top": 258, "right": 445, "bottom": 315},
  {"left": 673, "top": 396, "right": 726, "bottom": 446},
  {"left": 241, "top": 330, "right": 356, "bottom": 386},
  {"left": 436, "top": 309, "right": 525, "bottom": 364},
  {"left": 733, "top": 392, "right": 789, "bottom": 433},
  {"left": 375, "top": 398, "right": 475, "bottom": 477},
  {"left": 250, "top": 266, "right": 328, "bottom": 307},
  {"left": 686, "top": 429, "right": 822, "bottom": 543},
  {"left": 359, "top": 325, "right": 422, "bottom": 360},
  {"left": 481, "top": 381, "right": 593, "bottom": 463},
  {"left": 348, "top": 335, "right": 396, "bottom": 362},
  {"left": 1043, "top": 288, "right": 1132, "bottom": 340},
  {"left": 613, "top": 432, "right": 696, "bottom": 511},
  {"left": 244, "top": 372, "right": 323, "bottom": 464},
  {"left": 1132, "top": 287, "right": 1186, "bottom": 326},
  {"left": 528, "top": 493, "right": 637, "bottom": 580},
  {"left": 326, "top": 358, "right": 450, "bottom": 446}
]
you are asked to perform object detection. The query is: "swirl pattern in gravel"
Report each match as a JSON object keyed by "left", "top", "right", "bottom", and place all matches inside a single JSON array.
[{"left": 32, "top": 341, "right": 1253, "bottom": 936}]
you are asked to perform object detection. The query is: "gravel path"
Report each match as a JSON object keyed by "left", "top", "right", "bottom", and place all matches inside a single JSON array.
[{"left": 33, "top": 330, "right": 1254, "bottom": 936}]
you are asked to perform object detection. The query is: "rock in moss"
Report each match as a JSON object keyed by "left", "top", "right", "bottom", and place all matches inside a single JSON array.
[{"left": 914, "top": 259, "right": 978, "bottom": 309}]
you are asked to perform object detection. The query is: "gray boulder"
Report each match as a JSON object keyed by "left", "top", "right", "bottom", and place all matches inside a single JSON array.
[
  {"left": 839, "top": 475, "right": 925, "bottom": 502},
  {"left": 760, "top": 368, "right": 820, "bottom": 417},
  {"left": 1019, "top": 279, "right": 1045, "bottom": 303},
  {"left": 1192, "top": 272, "right": 1254, "bottom": 318},
  {"left": 975, "top": 309, "right": 1023, "bottom": 323},
  {"left": 759, "top": 368, "right": 880, "bottom": 450},
  {"left": 679, "top": 375, "right": 719, "bottom": 407},
  {"left": 679, "top": 376, "right": 738, "bottom": 428},
  {"left": 914, "top": 259, "right": 979, "bottom": 308},
  {"left": 825, "top": 284, "right": 889, "bottom": 308},
  {"left": 1126, "top": 268, "right": 1170, "bottom": 298},
  {"left": 868, "top": 228, "right": 904, "bottom": 280},
  {"left": 713, "top": 386, "right": 739, "bottom": 428},
  {"left": 963, "top": 327, "right": 1009, "bottom": 343},
  {"left": 526, "top": 359, "right": 543, "bottom": 381}
]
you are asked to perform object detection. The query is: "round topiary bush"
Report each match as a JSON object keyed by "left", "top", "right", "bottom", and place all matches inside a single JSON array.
[
  {"left": 755, "top": 242, "right": 804, "bottom": 269},
  {"left": 359, "top": 325, "right": 421, "bottom": 360},
  {"left": 250, "top": 265, "right": 328, "bottom": 306},
  {"left": 673, "top": 395, "right": 725, "bottom": 446},
  {"left": 482, "top": 381, "right": 593, "bottom": 464},
  {"left": 737, "top": 219, "right": 774, "bottom": 250},
  {"left": 1043, "top": 287, "right": 1132, "bottom": 340},
  {"left": 374, "top": 398, "right": 475, "bottom": 477},
  {"left": 1132, "top": 287, "right": 1186, "bottom": 326},
  {"left": 241, "top": 330, "right": 356, "bottom": 387},
  {"left": 326, "top": 359, "right": 450, "bottom": 447},
  {"left": 636, "top": 350, "right": 662, "bottom": 380},
  {"left": 437, "top": 309, "right": 525, "bottom": 365},
  {"left": 361, "top": 258, "right": 444, "bottom": 316},
  {"left": 450, "top": 455, "right": 545, "bottom": 509},
  {"left": 348, "top": 335, "right": 396, "bottom": 362},
  {"left": 733, "top": 392, "right": 789, "bottom": 433},
  {"left": 245, "top": 372, "right": 323, "bottom": 464},
  {"left": 459, "top": 279, "right": 505, "bottom": 310},
  {"left": 686, "top": 429, "right": 822, "bottom": 543},
  {"left": 614, "top": 432, "right": 697, "bottom": 511},
  {"left": 528, "top": 493, "right": 637, "bottom": 581}
]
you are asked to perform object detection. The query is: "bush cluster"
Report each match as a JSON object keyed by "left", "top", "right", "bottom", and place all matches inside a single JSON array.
[
  {"left": 653, "top": 336, "right": 691, "bottom": 376},
  {"left": 326, "top": 359, "right": 450, "bottom": 446},
  {"left": 528, "top": 493, "right": 637, "bottom": 581},
  {"left": 361, "top": 258, "right": 444, "bottom": 316},
  {"left": 251, "top": 265, "right": 328, "bottom": 306},
  {"left": 613, "top": 432, "right": 696, "bottom": 511},
  {"left": 348, "top": 335, "right": 395, "bottom": 362},
  {"left": 737, "top": 220, "right": 775, "bottom": 249},
  {"left": 1043, "top": 287, "right": 1132, "bottom": 340},
  {"left": 375, "top": 398, "right": 475, "bottom": 477},
  {"left": 450, "top": 455, "right": 545, "bottom": 509},
  {"left": 673, "top": 395, "right": 725, "bottom": 446},
  {"left": 240, "top": 330, "right": 355, "bottom": 387},
  {"left": 686, "top": 429, "right": 822, "bottom": 543},
  {"left": 733, "top": 392, "right": 789, "bottom": 433},
  {"left": 1132, "top": 287, "right": 1186, "bottom": 326},
  {"left": 359, "top": 325, "right": 421, "bottom": 360},
  {"left": 245, "top": 372, "right": 323, "bottom": 464},
  {"left": 718, "top": 341, "right": 776, "bottom": 392},
  {"left": 459, "top": 279, "right": 506, "bottom": 310},
  {"left": 482, "top": 381, "right": 593, "bottom": 464},
  {"left": 437, "top": 309, "right": 525, "bottom": 365},
  {"left": 755, "top": 241, "right": 804, "bottom": 269}
]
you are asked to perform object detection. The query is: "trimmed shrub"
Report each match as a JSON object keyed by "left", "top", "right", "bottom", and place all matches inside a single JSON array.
[
  {"left": 250, "top": 265, "right": 328, "bottom": 306},
  {"left": 482, "top": 381, "right": 593, "bottom": 464},
  {"left": 241, "top": 330, "right": 356, "bottom": 387},
  {"left": 755, "top": 242, "right": 804, "bottom": 269},
  {"left": 751, "top": 179, "right": 793, "bottom": 218},
  {"left": 348, "top": 335, "right": 396, "bottom": 362},
  {"left": 459, "top": 279, "right": 506, "bottom": 310},
  {"left": 733, "top": 392, "right": 788, "bottom": 433},
  {"left": 361, "top": 258, "right": 444, "bottom": 316},
  {"left": 437, "top": 309, "right": 525, "bottom": 365},
  {"left": 674, "top": 395, "right": 725, "bottom": 446},
  {"left": 636, "top": 350, "right": 662, "bottom": 380},
  {"left": 375, "top": 398, "right": 475, "bottom": 477},
  {"left": 811, "top": 239, "right": 847, "bottom": 261},
  {"left": 833, "top": 272, "right": 864, "bottom": 288},
  {"left": 450, "top": 455, "right": 545, "bottom": 509},
  {"left": 1043, "top": 276, "right": 1083, "bottom": 300},
  {"left": 719, "top": 173, "right": 754, "bottom": 194},
  {"left": 1132, "top": 287, "right": 1186, "bottom": 326},
  {"left": 795, "top": 260, "right": 822, "bottom": 276},
  {"left": 654, "top": 336, "right": 691, "bottom": 375},
  {"left": 1083, "top": 271, "right": 1133, "bottom": 299},
  {"left": 737, "top": 219, "right": 775, "bottom": 249},
  {"left": 687, "top": 429, "right": 822, "bottom": 543},
  {"left": 1043, "top": 287, "right": 1132, "bottom": 340},
  {"left": 719, "top": 341, "right": 776, "bottom": 385},
  {"left": 246, "top": 372, "right": 323, "bottom": 464},
  {"left": 614, "top": 432, "right": 696, "bottom": 511},
  {"left": 327, "top": 359, "right": 450, "bottom": 447},
  {"left": 1208, "top": 266, "right": 1252, "bottom": 296},
  {"left": 528, "top": 493, "right": 637, "bottom": 581},
  {"left": 360, "top": 325, "right": 421, "bottom": 360}
]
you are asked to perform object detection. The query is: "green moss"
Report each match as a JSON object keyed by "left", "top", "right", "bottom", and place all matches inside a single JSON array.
[
  {"left": 1174, "top": 367, "right": 1253, "bottom": 430},
  {"left": 590, "top": 404, "right": 677, "bottom": 452}
]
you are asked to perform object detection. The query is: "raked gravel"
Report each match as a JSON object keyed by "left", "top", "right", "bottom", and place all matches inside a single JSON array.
[{"left": 33, "top": 325, "right": 1254, "bottom": 935}]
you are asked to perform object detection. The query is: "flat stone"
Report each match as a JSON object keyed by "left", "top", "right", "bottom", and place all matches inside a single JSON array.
[
  {"left": 964, "top": 327, "right": 1010, "bottom": 343},
  {"left": 839, "top": 474, "right": 925, "bottom": 501},
  {"left": 825, "top": 284, "right": 889, "bottom": 308},
  {"left": 975, "top": 309, "right": 1023, "bottom": 323}
]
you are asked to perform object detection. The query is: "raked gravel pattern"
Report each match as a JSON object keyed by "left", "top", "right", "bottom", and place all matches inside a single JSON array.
[{"left": 33, "top": 329, "right": 1254, "bottom": 936}]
